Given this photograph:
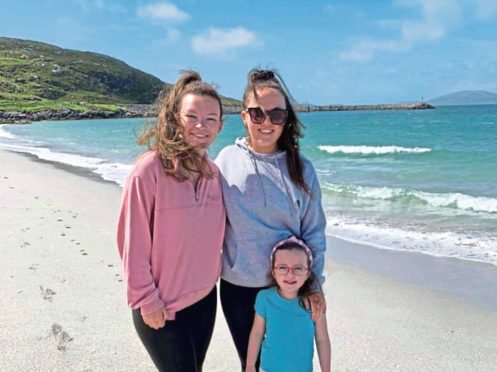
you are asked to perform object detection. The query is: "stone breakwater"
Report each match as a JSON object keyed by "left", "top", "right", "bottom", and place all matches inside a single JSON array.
[
  {"left": 0, "top": 102, "right": 433, "bottom": 124},
  {"left": 295, "top": 102, "right": 435, "bottom": 112}
]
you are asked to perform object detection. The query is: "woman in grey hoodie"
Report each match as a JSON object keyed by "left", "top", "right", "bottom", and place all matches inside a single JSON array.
[{"left": 215, "top": 69, "right": 327, "bottom": 370}]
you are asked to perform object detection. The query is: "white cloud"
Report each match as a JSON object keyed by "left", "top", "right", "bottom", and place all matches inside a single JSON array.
[
  {"left": 401, "top": 0, "right": 462, "bottom": 41},
  {"left": 339, "top": 40, "right": 409, "bottom": 62},
  {"left": 340, "top": 0, "right": 463, "bottom": 62},
  {"left": 192, "top": 27, "right": 257, "bottom": 55},
  {"left": 401, "top": 20, "right": 446, "bottom": 42},
  {"left": 73, "top": 0, "right": 126, "bottom": 13},
  {"left": 473, "top": 0, "right": 497, "bottom": 20},
  {"left": 137, "top": 2, "right": 190, "bottom": 22}
]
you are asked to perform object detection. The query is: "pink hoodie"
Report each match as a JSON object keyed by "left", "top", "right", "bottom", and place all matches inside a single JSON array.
[{"left": 117, "top": 150, "right": 225, "bottom": 319}]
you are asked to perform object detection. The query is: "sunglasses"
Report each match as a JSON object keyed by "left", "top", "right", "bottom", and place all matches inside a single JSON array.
[{"left": 245, "top": 107, "right": 288, "bottom": 125}]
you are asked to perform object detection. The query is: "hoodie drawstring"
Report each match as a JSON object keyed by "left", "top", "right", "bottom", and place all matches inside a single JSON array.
[
  {"left": 249, "top": 153, "right": 267, "bottom": 207},
  {"left": 274, "top": 158, "right": 294, "bottom": 213}
]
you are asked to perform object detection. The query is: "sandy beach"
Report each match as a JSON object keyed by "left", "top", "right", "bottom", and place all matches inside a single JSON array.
[{"left": 1, "top": 148, "right": 496, "bottom": 371}]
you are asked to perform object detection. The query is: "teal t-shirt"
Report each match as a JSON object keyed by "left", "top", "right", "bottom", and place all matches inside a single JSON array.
[{"left": 255, "top": 287, "right": 315, "bottom": 372}]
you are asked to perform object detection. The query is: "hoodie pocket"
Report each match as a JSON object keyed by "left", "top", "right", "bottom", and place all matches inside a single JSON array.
[{"left": 230, "top": 237, "right": 272, "bottom": 280}]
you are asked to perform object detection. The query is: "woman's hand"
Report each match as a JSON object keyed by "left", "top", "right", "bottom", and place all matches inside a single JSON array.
[
  {"left": 304, "top": 292, "right": 326, "bottom": 321},
  {"left": 142, "top": 306, "right": 168, "bottom": 329}
]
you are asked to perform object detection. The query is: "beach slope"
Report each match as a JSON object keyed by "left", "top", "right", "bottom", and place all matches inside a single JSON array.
[{"left": 1, "top": 149, "right": 496, "bottom": 371}]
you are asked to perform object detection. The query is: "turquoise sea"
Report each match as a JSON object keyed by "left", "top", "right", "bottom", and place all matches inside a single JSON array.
[{"left": 1, "top": 105, "right": 496, "bottom": 265}]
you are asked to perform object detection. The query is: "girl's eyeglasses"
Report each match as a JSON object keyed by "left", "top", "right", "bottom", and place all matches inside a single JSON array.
[
  {"left": 273, "top": 265, "right": 309, "bottom": 276},
  {"left": 245, "top": 107, "right": 288, "bottom": 125}
]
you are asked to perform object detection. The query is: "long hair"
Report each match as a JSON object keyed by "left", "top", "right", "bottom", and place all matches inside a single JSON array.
[
  {"left": 242, "top": 68, "right": 309, "bottom": 192},
  {"left": 268, "top": 241, "right": 317, "bottom": 307},
  {"left": 137, "top": 70, "right": 223, "bottom": 180}
]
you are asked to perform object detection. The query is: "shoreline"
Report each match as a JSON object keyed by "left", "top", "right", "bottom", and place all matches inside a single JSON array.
[
  {"left": 0, "top": 101, "right": 434, "bottom": 124},
  {"left": 2, "top": 148, "right": 497, "bottom": 371},
  {"left": 326, "top": 236, "right": 497, "bottom": 311},
  {"left": 3, "top": 144, "right": 497, "bottom": 269}
]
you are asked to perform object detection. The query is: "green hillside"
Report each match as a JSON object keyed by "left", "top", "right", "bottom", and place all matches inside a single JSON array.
[{"left": 0, "top": 37, "right": 240, "bottom": 114}]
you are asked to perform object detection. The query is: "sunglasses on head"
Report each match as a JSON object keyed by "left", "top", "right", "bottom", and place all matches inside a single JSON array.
[{"left": 245, "top": 107, "right": 288, "bottom": 125}]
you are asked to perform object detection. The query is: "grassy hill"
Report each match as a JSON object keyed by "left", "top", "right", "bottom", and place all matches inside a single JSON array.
[{"left": 0, "top": 37, "right": 240, "bottom": 114}]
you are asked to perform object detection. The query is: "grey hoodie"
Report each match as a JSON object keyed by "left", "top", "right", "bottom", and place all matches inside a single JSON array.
[{"left": 215, "top": 137, "right": 327, "bottom": 288}]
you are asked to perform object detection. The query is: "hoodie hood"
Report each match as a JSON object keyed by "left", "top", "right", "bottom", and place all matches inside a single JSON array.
[{"left": 235, "top": 137, "right": 286, "bottom": 159}]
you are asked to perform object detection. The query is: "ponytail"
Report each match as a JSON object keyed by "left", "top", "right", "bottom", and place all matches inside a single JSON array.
[{"left": 137, "top": 70, "right": 223, "bottom": 180}]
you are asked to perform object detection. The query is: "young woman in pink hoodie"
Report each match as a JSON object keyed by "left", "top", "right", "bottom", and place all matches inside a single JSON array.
[{"left": 117, "top": 71, "right": 225, "bottom": 371}]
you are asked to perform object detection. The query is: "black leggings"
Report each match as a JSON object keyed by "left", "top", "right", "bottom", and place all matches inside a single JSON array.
[
  {"left": 132, "top": 286, "right": 217, "bottom": 372},
  {"left": 220, "top": 279, "right": 267, "bottom": 370}
]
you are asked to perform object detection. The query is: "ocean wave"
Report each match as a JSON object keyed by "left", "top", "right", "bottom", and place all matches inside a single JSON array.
[
  {"left": 0, "top": 141, "right": 129, "bottom": 186},
  {"left": 94, "top": 162, "right": 131, "bottom": 186},
  {"left": 0, "top": 125, "right": 16, "bottom": 139},
  {"left": 322, "top": 183, "right": 497, "bottom": 214},
  {"left": 325, "top": 217, "right": 497, "bottom": 266},
  {"left": 318, "top": 145, "right": 431, "bottom": 155},
  {"left": 0, "top": 142, "right": 104, "bottom": 166}
]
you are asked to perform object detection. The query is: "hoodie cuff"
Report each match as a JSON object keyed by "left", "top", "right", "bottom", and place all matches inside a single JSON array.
[
  {"left": 139, "top": 297, "right": 165, "bottom": 315},
  {"left": 310, "top": 279, "right": 323, "bottom": 293}
]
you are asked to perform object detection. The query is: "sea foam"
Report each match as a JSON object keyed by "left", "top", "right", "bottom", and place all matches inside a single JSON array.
[
  {"left": 326, "top": 216, "right": 497, "bottom": 266},
  {"left": 322, "top": 183, "right": 497, "bottom": 214},
  {"left": 0, "top": 141, "right": 131, "bottom": 186},
  {"left": 0, "top": 125, "right": 16, "bottom": 139},
  {"left": 318, "top": 145, "right": 431, "bottom": 155}
]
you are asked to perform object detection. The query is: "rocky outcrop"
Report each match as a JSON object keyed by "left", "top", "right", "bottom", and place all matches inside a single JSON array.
[{"left": 0, "top": 109, "right": 132, "bottom": 123}]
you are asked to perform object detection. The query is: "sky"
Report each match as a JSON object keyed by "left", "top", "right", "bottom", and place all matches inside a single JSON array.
[{"left": 1, "top": 0, "right": 497, "bottom": 105}]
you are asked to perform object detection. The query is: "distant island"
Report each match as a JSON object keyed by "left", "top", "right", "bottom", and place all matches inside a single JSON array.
[
  {"left": 1, "top": 36, "right": 434, "bottom": 124},
  {"left": 427, "top": 90, "right": 497, "bottom": 106}
]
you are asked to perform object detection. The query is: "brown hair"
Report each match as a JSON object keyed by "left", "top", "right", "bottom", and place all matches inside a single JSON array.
[
  {"left": 137, "top": 70, "right": 223, "bottom": 180},
  {"left": 242, "top": 68, "right": 309, "bottom": 192},
  {"left": 268, "top": 241, "right": 317, "bottom": 306}
]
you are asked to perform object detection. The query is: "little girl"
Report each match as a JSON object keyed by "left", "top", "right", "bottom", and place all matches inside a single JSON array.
[{"left": 246, "top": 236, "right": 331, "bottom": 372}]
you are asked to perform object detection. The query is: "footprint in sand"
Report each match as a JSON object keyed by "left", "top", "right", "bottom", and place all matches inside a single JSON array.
[
  {"left": 40, "top": 286, "right": 56, "bottom": 301},
  {"left": 51, "top": 323, "right": 73, "bottom": 351}
]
